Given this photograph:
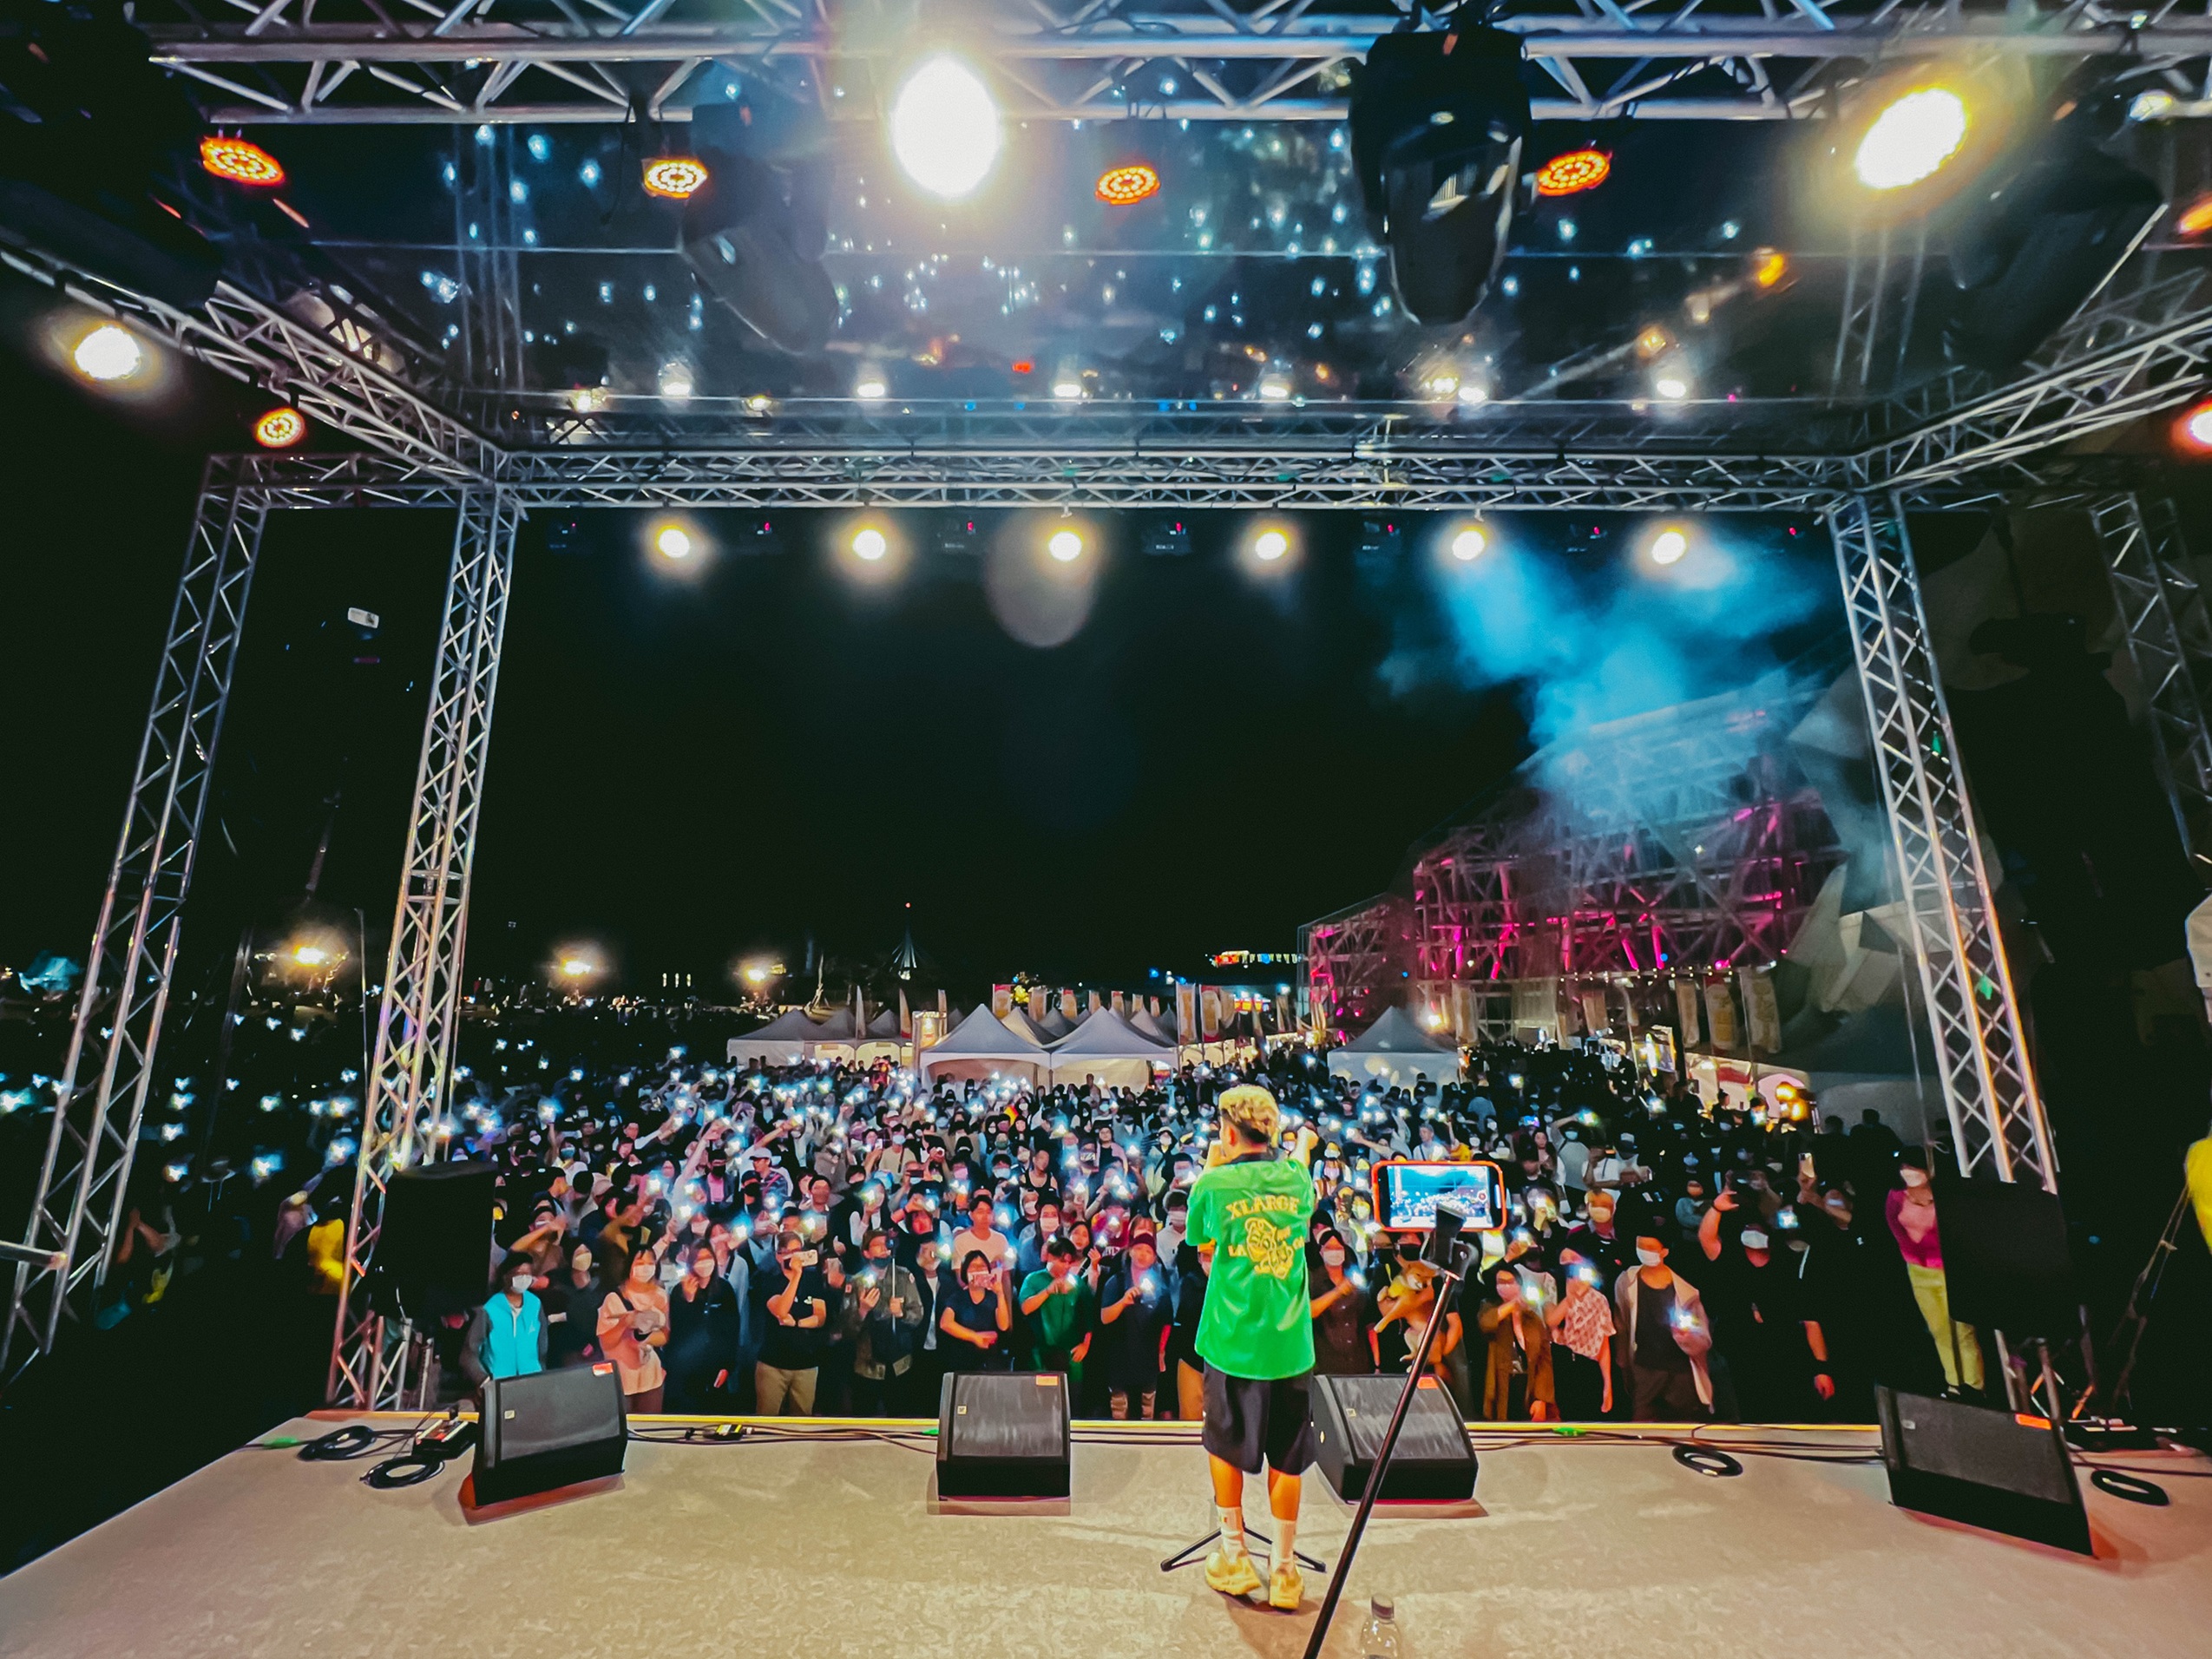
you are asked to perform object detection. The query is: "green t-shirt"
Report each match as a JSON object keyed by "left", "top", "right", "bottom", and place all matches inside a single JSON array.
[
  {"left": 1188, "top": 1154, "right": 1317, "bottom": 1380},
  {"left": 1020, "top": 1269, "right": 1096, "bottom": 1351}
]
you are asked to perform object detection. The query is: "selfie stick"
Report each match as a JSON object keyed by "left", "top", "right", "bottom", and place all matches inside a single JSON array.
[{"left": 1297, "top": 1195, "right": 1475, "bottom": 1659}]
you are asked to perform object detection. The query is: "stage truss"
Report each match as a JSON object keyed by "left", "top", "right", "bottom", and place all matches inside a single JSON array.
[{"left": 10, "top": 111, "right": 2211, "bottom": 1376}]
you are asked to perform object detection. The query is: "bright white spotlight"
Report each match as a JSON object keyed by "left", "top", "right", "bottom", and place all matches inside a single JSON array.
[
  {"left": 1854, "top": 87, "right": 1969, "bottom": 191},
  {"left": 1253, "top": 528, "right": 1290, "bottom": 562},
  {"left": 1650, "top": 528, "right": 1690, "bottom": 566},
  {"left": 659, "top": 362, "right": 695, "bottom": 401},
  {"left": 889, "top": 56, "right": 1002, "bottom": 200},
  {"left": 73, "top": 325, "right": 142, "bottom": 383},
  {"left": 1053, "top": 379, "right": 1085, "bottom": 401},
  {"left": 1452, "top": 527, "right": 1487, "bottom": 561},
  {"left": 855, "top": 375, "right": 888, "bottom": 401},
  {"left": 1653, "top": 371, "right": 1690, "bottom": 401},
  {"left": 1047, "top": 528, "right": 1083, "bottom": 562},
  {"left": 1457, "top": 383, "right": 1488, "bottom": 405},
  {"left": 852, "top": 526, "right": 888, "bottom": 561},
  {"left": 2177, "top": 398, "right": 2212, "bottom": 453},
  {"left": 655, "top": 525, "right": 693, "bottom": 560},
  {"left": 1258, "top": 375, "right": 1291, "bottom": 402}
]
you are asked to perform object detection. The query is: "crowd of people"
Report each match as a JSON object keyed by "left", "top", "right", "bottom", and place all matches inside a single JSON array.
[{"left": 391, "top": 1033, "right": 1979, "bottom": 1424}]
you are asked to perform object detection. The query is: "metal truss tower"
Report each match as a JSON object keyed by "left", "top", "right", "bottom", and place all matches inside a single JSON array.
[
  {"left": 2090, "top": 492, "right": 2212, "bottom": 871},
  {"left": 1830, "top": 495, "right": 2054, "bottom": 1190},
  {"left": 329, "top": 488, "right": 522, "bottom": 1408},
  {"left": 2, "top": 481, "right": 266, "bottom": 1378}
]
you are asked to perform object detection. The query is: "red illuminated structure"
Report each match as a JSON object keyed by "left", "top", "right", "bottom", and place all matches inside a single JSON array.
[{"left": 1302, "top": 673, "right": 1845, "bottom": 1041}]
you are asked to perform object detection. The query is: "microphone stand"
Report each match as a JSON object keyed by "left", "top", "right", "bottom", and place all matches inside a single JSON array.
[{"left": 1299, "top": 1215, "right": 1474, "bottom": 1659}]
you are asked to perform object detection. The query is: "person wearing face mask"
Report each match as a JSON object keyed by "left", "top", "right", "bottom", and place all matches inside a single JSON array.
[
  {"left": 1015, "top": 1198, "right": 1064, "bottom": 1279},
  {"left": 1546, "top": 1249, "right": 1616, "bottom": 1419},
  {"left": 1308, "top": 1227, "right": 1377, "bottom": 1374},
  {"left": 940, "top": 1250, "right": 1014, "bottom": 1371},
  {"left": 598, "top": 1246, "right": 671, "bottom": 1412},
  {"left": 540, "top": 1243, "right": 605, "bottom": 1369},
  {"left": 1697, "top": 1190, "right": 1833, "bottom": 1419},
  {"left": 1477, "top": 1268, "right": 1557, "bottom": 1421},
  {"left": 462, "top": 1250, "right": 548, "bottom": 1389},
  {"left": 665, "top": 1242, "right": 742, "bottom": 1411},
  {"left": 1611, "top": 1236, "right": 1712, "bottom": 1420},
  {"left": 1884, "top": 1150, "right": 1985, "bottom": 1392}
]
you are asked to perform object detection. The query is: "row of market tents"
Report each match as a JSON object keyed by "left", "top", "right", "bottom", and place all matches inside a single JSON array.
[{"left": 727, "top": 999, "right": 1465, "bottom": 1092}]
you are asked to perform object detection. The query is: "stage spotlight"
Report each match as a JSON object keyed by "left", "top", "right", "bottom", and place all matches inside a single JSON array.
[
  {"left": 1458, "top": 381, "right": 1488, "bottom": 405},
  {"left": 200, "top": 136, "right": 286, "bottom": 187},
  {"left": 643, "top": 156, "right": 710, "bottom": 200},
  {"left": 253, "top": 406, "right": 306, "bottom": 449},
  {"left": 660, "top": 362, "right": 695, "bottom": 401},
  {"left": 1652, "top": 364, "right": 1690, "bottom": 401},
  {"left": 889, "top": 56, "right": 1001, "bottom": 200},
  {"left": 1648, "top": 528, "right": 1690, "bottom": 566},
  {"left": 1854, "top": 85, "right": 1969, "bottom": 191},
  {"left": 1053, "top": 377, "right": 1085, "bottom": 401},
  {"left": 2173, "top": 398, "right": 2212, "bottom": 455},
  {"left": 1258, "top": 374, "right": 1291, "bottom": 402},
  {"left": 1451, "top": 526, "right": 1487, "bottom": 561},
  {"left": 1252, "top": 528, "right": 1290, "bottom": 562},
  {"left": 1349, "top": 13, "right": 1529, "bottom": 326},
  {"left": 72, "top": 324, "right": 142, "bottom": 382},
  {"left": 852, "top": 526, "right": 889, "bottom": 561},
  {"left": 855, "top": 373, "right": 888, "bottom": 400},
  {"left": 1047, "top": 528, "right": 1084, "bottom": 562},
  {"left": 1095, "top": 163, "right": 1161, "bottom": 206},
  {"left": 1534, "top": 148, "right": 1609, "bottom": 197},
  {"left": 655, "top": 524, "right": 694, "bottom": 561}
]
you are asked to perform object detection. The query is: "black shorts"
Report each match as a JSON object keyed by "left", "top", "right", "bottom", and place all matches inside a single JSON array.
[{"left": 1202, "top": 1364, "right": 1318, "bottom": 1476}]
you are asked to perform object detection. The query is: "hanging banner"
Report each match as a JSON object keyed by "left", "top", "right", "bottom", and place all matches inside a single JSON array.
[
  {"left": 1675, "top": 980, "right": 1704, "bottom": 1046},
  {"left": 1579, "top": 987, "right": 1610, "bottom": 1036},
  {"left": 1640, "top": 1026, "right": 1678, "bottom": 1073},
  {"left": 898, "top": 986, "right": 912, "bottom": 1039},
  {"left": 991, "top": 983, "right": 1014, "bottom": 1019},
  {"left": 1739, "top": 966, "right": 1783, "bottom": 1054},
  {"left": 1200, "top": 986, "right": 1224, "bottom": 1040},
  {"left": 1149, "top": 996, "right": 1162, "bottom": 1018},
  {"left": 1060, "top": 988, "right": 1078, "bottom": 1020},
  {"left": 1111, "top": 990, "right": 1126, "bottom": 1016},
  {"left": 1512, "top": 978, "right": 1561, "bottom": 1037},
  {"left": 1176, "top": 981, "right": 1198, "bottom": 1043},
  {"left": 1703, "top": 981, "right": 1739, "bottom": 1052},
  {"left": 1088, "top": 989, "right": 1104, "bottom": 1016}
]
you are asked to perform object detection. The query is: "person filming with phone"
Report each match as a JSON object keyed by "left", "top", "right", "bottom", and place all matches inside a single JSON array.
[{"left": 752, "top": 1222, "right": 831, "bottom": 1415}]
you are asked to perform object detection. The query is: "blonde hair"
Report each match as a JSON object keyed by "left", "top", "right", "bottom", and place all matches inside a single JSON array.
[{"left": 1218, "top": 1085, "right": 1282, "bottom": 1144}]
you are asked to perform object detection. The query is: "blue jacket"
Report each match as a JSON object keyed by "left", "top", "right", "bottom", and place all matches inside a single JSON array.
[{"left": 471, "top": 1290, "right": 546, "bottom": 1383}]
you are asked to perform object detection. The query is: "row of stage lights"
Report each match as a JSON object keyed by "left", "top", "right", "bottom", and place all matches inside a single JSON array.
[
  {"left": 57, "top": 307, "right": 2212, "bottom": 462},
  {"left": 644, "top": 515, "right": 1697, "bottom": 572}
]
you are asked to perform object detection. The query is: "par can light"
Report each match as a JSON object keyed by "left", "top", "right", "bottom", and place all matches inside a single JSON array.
[
  {"left": 1095, "top": 164, "right": 1161, "bottom": 206},
  {"left": 1534, "top": 148, "right": 1610, "bottom": 197},
  {"left": 890, "top": 56, "right": 1002, "bottom": 200},
  {"left": 200, "top": 136, "right": 286, "bottom": 187},
  {"left": 1854, "top": 85, "right": 1970, "bottom": 191},
  {"left": 72, "top": 325, "right": 142, "bottom": 383},
  {"left": 642, "top": 156, "right": 711, "bottom": 200},
  {"left": 253, "top": 406, "right": 306, "bottom": 449},
  {"left": 2174, "top": 398, "right": 2212, "bottom": 455}
]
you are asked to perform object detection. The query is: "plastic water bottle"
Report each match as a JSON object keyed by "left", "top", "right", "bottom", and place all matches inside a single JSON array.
[{"left": 1360, "top": 1596, "right": 1401, "bottom": 1658}]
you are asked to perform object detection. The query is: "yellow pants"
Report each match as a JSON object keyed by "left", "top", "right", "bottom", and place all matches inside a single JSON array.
[{"left": 1906, "top": 1262, "right": 1984, "bottom": 1391}]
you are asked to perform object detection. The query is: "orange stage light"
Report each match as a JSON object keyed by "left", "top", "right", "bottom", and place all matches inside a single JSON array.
[
  {"left": 1095, "top": 163, "right": 1162, "bottom": 206},
  {"left": 253, "top": 406, "right": 307, "bottom": 449},
  {"left": 2175, "top": 397, "right": 2212, "bottom": 455},
  {"left": 200, "top": 136, "right": 286, "bottom": 187},
  {"left": 2177, "top": 194, "right": 2212, "bottom": 239},
  {"left": 642, "top": 157, "right": 710, "bottom": 200},
  {"left": 1534, "top": 148, "right": 1611, "bottom": 198}
]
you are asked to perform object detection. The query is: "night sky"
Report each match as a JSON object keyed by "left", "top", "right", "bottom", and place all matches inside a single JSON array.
[{"left": 0, "top": 338, "right": 1545, "bottom": 998}]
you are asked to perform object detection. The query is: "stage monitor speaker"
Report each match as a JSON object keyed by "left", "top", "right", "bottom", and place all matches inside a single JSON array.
[
  {"left": 371, "top": 1160, "right": 495, "bottom": 1321},
  {"left": 1929, "top": 1170, "right": 2075, "bottom": 1339},
  {"left": 1874, "top": 1387, "right": 2091, "bottom": 1554},
  {"left": 470, "top": 1365, "right": 627, "bottom": 1506},
  {"left": 1309, "top": 1374, "right": 1479, "bottom": 1503},
  {"left": 936, "top": 1371, "right": 1072, "bottom": 1498}
]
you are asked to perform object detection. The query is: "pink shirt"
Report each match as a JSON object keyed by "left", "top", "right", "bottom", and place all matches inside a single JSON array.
[{"left": 1885, "top": 1190, "right": 1943, "bottom": 1269}]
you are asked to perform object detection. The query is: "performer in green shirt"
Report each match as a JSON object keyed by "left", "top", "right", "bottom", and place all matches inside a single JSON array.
[{"left": 1185, "top": 1083, "right": 1318, "bottom": 1611}]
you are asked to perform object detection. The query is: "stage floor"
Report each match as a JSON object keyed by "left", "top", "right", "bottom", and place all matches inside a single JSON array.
[{"left": 2, "top": 1415, "right": 2206, "bottom": 1659}]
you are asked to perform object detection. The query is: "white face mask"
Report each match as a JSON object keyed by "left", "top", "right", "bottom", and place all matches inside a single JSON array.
[
  {"left": 1900, "top": 1169, "right": 1929, "bottom": 1189},
  {"left": 1739, "top": 1231, "right": 1769, "bottom": 1251},
  {"left": 510, "top": 1274, "right": 532, "bottom": 1295},
  {"left": 1636, "top": 1247, "right": 1664, "bottom": 1268},
  {"left": 1321, "top": 1249, "right": 1345, "bottom": 1267}
]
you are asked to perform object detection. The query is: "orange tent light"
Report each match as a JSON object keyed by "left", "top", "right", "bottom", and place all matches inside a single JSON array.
[
  {"left": 1534, "top": 148, "right": 1610, "bottom": 197},
  {"left": 642, "top": 156, "right": 711, "bottom": 200},
  {"left": 1095, "top": 163, "right": 1161, "bottom": 206},
  {"left": 253, "top": 406, "right": 306, "bottom": 449},
  {"left": 201, "top": 136, "right": 286, "bottom": 187}
]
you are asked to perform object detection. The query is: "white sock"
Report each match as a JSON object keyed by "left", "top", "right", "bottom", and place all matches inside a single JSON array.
[
  {"left": 1271, "top": 1518, "right": 1297, "bottom": 1579},
  {"left": 1218, "top": 1505, "right": 1248, "bottom": 1560}
]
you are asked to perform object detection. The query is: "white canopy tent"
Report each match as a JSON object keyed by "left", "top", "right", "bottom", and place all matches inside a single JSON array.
[
  {"left": 1047, "top": 1007, "right": 1172, "bottom": 1091},
  {"left": 728, "top": 1005, "right": 909, "bottom": 1066},
  {"left": 726, "top": 1007, "right": 821, "bottom": 1067},
  {"left": 918, "top": 1005, "right": 1051, "bottom": 1085},
  {"left": 1033, "top": 1005, "right": 1076, "bottom": 1040},
  {"left": 1327, "top": 1006, "right": 1463, "bottom": 1090},
  {"left": 1128, "top": 1007, "right": 1175, "bottom": 1046}
]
